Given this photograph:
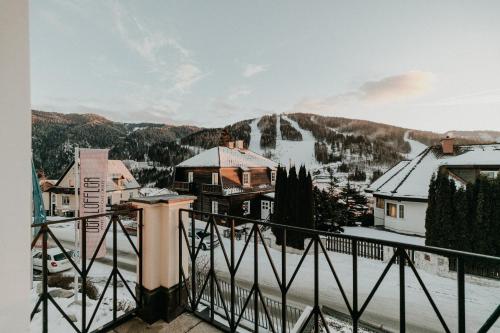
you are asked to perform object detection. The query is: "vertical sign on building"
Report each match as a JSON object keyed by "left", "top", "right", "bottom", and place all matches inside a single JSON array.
[{"left": 79, "top": 149, "right": 108, "bottom": 258}]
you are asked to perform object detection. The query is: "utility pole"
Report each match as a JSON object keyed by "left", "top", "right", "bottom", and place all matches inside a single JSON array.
[{"left": 73, "top": 147, "right": 80, "bottom": 304}]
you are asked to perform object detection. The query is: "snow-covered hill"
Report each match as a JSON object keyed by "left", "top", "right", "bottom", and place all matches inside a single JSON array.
[{"left": 246, "top": 113, "right": 428, "bottom": 193}]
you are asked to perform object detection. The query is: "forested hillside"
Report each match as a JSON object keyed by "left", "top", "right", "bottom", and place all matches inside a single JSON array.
[
  {"left": 32, "top": 110, "right": 199, "bottom": 185},
  {"left": 33, "top": 110, "right": 495, "bottom": 190}
]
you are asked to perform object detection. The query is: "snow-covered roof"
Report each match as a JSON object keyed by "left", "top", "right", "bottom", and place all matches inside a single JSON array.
[
  {"left": 263, "top": 192, "right": 275, "bottom": 199},
  {"left": 107, "top": 160, "right": 141, "bottom": 191},
  {"left": 178, "top": 146, "right": 278, "bottom": 169},
  {"left": 368, "top": 144, "right": 500, "bottom": 201}
]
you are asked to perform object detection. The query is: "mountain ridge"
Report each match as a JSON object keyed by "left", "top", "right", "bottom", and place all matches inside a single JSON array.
[{"left": 32, "top": 110, "right": 498, "bottom": 188}]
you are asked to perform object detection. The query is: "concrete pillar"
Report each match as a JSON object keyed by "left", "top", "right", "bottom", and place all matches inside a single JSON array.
[
  {"left": 131, "top": 194, "right": 196, "bottom": 324},
  {"left": 0, "top": 0, "right": 31, "bottom": 331}
]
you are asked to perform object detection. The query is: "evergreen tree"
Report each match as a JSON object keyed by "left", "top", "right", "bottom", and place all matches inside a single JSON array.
[
  {"left": 425, "top": 174, "right": 438, "bottom": 247},
  {"left": 452, "top": 187, "right": 468, "bottom": 251},
  {"left": 476, "top": 178, "right": 493, "bottom": 254},
  {"left": 272, "top": 166, "right": 287, "bottom": 244}
]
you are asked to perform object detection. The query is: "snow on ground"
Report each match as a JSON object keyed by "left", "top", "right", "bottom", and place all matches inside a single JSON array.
[
  {"left": 404, "top": 131, "right": 427, "bottom": 159},
  {"left": 249, "top": 118, "right": 266, "bottom": 156},
  {"left": 31, "top": 258, "right": 137, "bottom": 332},
  {"left": 274, "top": 115, "right": 320, "bottom": 170},
  {"left": 204, "top": 224, "right": 500, "bottom": 333},
  {"left": 342, "top": 226, "right": 425, "bottom": 246}
]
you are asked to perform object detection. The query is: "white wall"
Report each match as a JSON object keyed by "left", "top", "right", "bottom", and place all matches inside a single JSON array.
[
  {"left": 374, "top": 206, "right": 385, "bottom": 226},
  {"left": 383, "top": 199, "right": 427, "bottom": 236},
  {"left": 0, "top": 0, "right": 31, "bottom": 331}
]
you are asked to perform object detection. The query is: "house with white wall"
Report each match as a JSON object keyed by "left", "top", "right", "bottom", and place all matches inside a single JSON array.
[
  {"left": 366, "top": 137, "right": 500, "bottom": 236},
  {"left": 42, "top": 160, "right": 141, "bottom": 216}
]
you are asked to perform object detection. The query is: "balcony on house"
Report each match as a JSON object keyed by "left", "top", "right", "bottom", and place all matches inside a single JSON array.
[
  {"left": 174, "top": 181, "right": 192, "bottom": 192},
  {"left": 29, "top": 194, "right": 500, "bottom": 333},
  {"left": 202, "top": 183, "right": 223, "bottom": 194}
]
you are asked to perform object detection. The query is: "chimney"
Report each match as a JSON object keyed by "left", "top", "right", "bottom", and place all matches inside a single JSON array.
[
  {"left": 227, "top": 141, "right": 235, "bottom": 149},
  {"left": 441, "top": 136, "right": 455, "bottom": 154},
  {"left": 235, "top": 140, "right": 244, "bottom": 149}
]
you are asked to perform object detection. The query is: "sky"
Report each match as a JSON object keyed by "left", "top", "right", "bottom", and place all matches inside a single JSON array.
[{"left": 30, "top": 0, "right": 500, "bottom": 132}]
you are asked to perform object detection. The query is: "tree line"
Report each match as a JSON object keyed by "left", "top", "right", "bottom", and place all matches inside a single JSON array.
[
  {"left": 425, "top": 172, "right": 500, "bottom": 259},
  {"left": 272, "top": 165, "right": 314, "bottom": 249}
]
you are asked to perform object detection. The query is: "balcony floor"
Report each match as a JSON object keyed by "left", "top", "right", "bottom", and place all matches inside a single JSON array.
[{"left": 112, "top": 312, "right": 222, "bottom": 333}]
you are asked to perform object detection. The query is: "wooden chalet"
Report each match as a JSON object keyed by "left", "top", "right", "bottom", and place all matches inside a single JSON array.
[{"left": 173, "top": 140, "right": 278, "bottom": 220}]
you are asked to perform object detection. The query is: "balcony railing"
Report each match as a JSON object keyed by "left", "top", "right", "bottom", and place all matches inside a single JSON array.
[
  {"left": 178, "top": 209, "right": 500, "bottom": 333},
  {"left": 202, "top": 183, "right": 223, "bottom": 194},
  {"left": 30, "top": 208, "right": 143, "bottom": 333},
  {"left": 174, "top": 181, "right": 192, "bottom": 191}
]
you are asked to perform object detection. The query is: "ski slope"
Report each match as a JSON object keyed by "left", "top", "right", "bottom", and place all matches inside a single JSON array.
[
  {"left": 404, "top": 131, "right": 427, "bottom": 159},
  {"left": 248, "top": 115, "right": 320, "bottom": 170}
]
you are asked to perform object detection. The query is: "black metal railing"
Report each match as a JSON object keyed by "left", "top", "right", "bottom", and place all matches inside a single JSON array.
[
  {"left": 178, "top": 209, "right": 500, "bottom": 333},
  {"left": 202, "top": 183, "right": 223, "bottom": 194},
  {"left": 30, "top": 208, "right": 143, "bottom": 333},
  {"left": 174, "top": 181, "right": 192, "bottom": 191}
]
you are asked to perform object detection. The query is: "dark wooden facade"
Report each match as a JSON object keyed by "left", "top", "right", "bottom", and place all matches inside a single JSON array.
[{"left": 174, "top": 165, "right": 276, "bottom": 220}]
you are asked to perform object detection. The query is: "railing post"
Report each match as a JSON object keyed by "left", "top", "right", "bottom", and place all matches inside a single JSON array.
[
  {"left": 457, "top": 257, "right": 465, "bottom": 333},
  {"left": 352, "top": 238, "right": 358, "bottom": 332},
  {"left": 230, "top": 219, "right": 236, "bottom": 331},
  {"left": 130, "top": 195, "right": 196, "bottom": 324},
  {"left": 113, "top": 216, "right": 117, "bottom": 323},
  {"left": 254, "top": 224, "right": 259, "bottom": 332},
  {"left": 81, "top": 218, "right": 87, "bottom": 333},
  {"left": 281, "top": 229, "right": 287, "bottom": 333},
  {"left": 314, "top": 235, "right": 319, "bottom": 333},
  {"left": 399, "top": 248, "right": 406, "bottom": 333},
  {"left": 210, "top": 217, "right": 215, "bottom": 322},
  {"left": 42, "top": 225, "right": 48, "bottom": 333},
  {"left": 191, "top": 212, "right": 197, "bottom": 311},
  {"left": 138, "top": 209, "right": 144, "bottom": 309}
]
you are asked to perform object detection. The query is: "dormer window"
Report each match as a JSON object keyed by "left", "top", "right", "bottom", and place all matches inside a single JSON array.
[
  {"left": 270, "top": 170, "right": 276, "bottom": 185},
  {"left": 242, "top": 172, "right": 250, "bottom": 187}
]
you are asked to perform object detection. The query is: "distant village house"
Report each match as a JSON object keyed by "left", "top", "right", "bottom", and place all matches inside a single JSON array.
[
  {"left": 41, "top": 160, "right": 140, "bottom": 217},
  {"left": 173, "top": 140, "right": 278, "bottom": 220},
  {"left": 366, "top": 137, "right": 500, "bottom": 236}
]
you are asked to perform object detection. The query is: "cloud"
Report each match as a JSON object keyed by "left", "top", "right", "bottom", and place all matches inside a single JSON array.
[
  {"left": 359, "top": 71, "right": 435, "bottom": 103},
  {"left": 291, "top": 70, "right": 435, "bottom": 113},
  {"left": 243, "top": 64, "right": 269, "bottom": 78},
  {"left": 227, "top": 87, "right": 252, "bottom": 101},
  {"left": 172, "top": 64, "right": 204, "bottom": 92},
  {"left": 109, "top": 1, "right": 204, "bottom": 93}
]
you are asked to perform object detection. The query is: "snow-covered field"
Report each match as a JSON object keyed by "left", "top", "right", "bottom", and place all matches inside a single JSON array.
[{"left": 30, "top": 260, "right": 136, "bottom": 333}]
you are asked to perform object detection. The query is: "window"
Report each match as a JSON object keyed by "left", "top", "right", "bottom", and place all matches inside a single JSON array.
[
  {"left": 188, "top": 171, "right": 194, "bottom": 183},
  {"left": 62, "top": 195, "right": 70, "bottom": 206},
  {"left": 211, "top": 201, "right": 218, "bottom": 214},
  {"left": 242, "top": 172, "right": 250, "bottom": 186},
  {"left": 386, "top": 203, "right": 397, "bottom": 218},
  {"left": 270, "top": 202, "right": 274, "bottom": 214},
  {"left": 242, "top": 200, "right": 251, "bottom": 215},
  {"left": 480, "top": 170, "right": 498, "bottom": 179},
  {"left": 189, "top": 202, "right": 194, "bottom": 209},
  {"left": 376, "top": 197, "right": 385, "bottom": 209},
  {"left": 107, "top": 196, "right": 112, "bottom": 205},
  {"left": 270, "top": 170, "right": 276, "bottom": 184},
  {"left": 212, "top": 172, "right": 219, "bottom": 185},
  {"left": 69, "top": 179, "right": 74, "bottom": 187},
  {"left": 399, "top": 205, "right": 405, "bottom": 219}
]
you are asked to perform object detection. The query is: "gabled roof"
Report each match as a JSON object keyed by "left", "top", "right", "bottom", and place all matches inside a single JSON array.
[
  {"left": 178, "top": 146, "right": 278, "bottom": 169},
  {"left": 53, "top": 160, "right": 140, "bottom": 192},
  {"left": 367, "top": 144, "right": 500, "bottom": 201}
]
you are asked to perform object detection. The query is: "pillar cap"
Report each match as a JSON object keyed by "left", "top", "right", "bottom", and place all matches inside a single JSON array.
[{"left": 131, "top": 194, "right": 196, "bottom": 205}]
